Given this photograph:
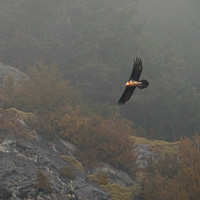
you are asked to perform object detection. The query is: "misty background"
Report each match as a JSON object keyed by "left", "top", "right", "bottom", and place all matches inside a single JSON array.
[{"left": 0, "top": 0, "right": 199, "bottom": 141}]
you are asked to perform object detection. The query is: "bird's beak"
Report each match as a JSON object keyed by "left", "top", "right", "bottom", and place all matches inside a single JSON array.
[{"left": 125, "top": 82, "right": 129, "bottom": 87}]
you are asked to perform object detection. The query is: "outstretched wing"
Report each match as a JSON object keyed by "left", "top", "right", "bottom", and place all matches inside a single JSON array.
[
  {"left": 129, "top": 57, "right": 143, "bottom": 81},
  {"left": 118, "top": 87, "right": 136, "bottom": 105},
  {"left": 118, "top": 58, "right": 143, "bottom": 105}
]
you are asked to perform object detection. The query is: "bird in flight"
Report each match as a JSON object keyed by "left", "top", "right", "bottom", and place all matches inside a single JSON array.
[{"left": 118, "top": 57, "right": 149, "bottom": 105}]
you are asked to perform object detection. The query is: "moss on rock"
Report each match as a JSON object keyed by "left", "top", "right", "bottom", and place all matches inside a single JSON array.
[
  {"left": 132, "top": 136, "right": 179, "bottom": 155},
  {"left": 88, "top": 174, "right": 99, "bottom": 184},
  {"left": 101, "top": 184, "right": 134, "bottom": 200},
  {"left": 60, "top": 155, "right": 83, "bottom": 171},
  {"left": 5, "top": 108, "right": 34, "bottom": 119}
]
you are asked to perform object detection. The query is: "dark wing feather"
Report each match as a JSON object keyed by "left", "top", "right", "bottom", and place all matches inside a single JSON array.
[
  {"left": 129, "top": 57, "right": 143, "bottom": 81},
  {"left": 118, "top": 87, "right": 136, "bottom": 105}
]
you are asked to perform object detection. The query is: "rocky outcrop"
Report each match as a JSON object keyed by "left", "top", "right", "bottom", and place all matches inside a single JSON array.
[
  {"left": 0, "top": 64, "right": 27, "bottom": 85},
  {"left": 134, "top": 143, "right": 154, "bottom": 168},
  {"left": 0, "top": 137, "right": 112, "bottom": 200},
  {"left": 0, "top": 108, "right": 146, "bottom": 200},
  {"left": 92, "top": 163, "right": 136, "bottom": 187}
]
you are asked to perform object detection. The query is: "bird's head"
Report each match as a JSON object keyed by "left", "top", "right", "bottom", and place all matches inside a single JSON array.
[{"left": 125, "top": 81, "right": 131, "bottom": 87}]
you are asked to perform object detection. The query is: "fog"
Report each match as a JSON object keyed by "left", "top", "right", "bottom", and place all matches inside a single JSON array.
[
  {"left": 122, "top": 0, "right": 200, "bottom": 140},
  {"left": 136, "top": 0, "right": 200, "bottom": 65},
  {"left": 0, "top": 0, "right": 199, "bottom": 141}
]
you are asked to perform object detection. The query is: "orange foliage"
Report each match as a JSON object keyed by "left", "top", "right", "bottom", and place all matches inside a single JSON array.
[
  {"left": 0, "top": 64, "right": 82, "bottom": 138},
  {"left": 0, "top": 64, "right": 76, "bottom": 113},
  {"left": 33, "top": 106, "right": 87, "bottom": 139},
  {"left": 143, "top": 137, "right": 200, "bottom": 200},
  {"left": 0, "top": 64, "right": 136, "bottom": 174},
  {"left": 77, "top": 115, "right": 136, "bottom": 173},
  {"left": 54, "top": 106, "right": 87, "bottom": 143},
  {"left": 0, "top": 109, "right": 33, "bottom": 138}
]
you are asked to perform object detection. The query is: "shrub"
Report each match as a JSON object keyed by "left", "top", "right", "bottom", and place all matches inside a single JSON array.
[
  {"left": 88, "top": 172, "right": 109, "bottom": 185},
  {"left": 78, "top": 115, "right": 136, "bottom": 173},
  {"left": 0, "top": 64, "right": 83, "bottom": 139},
  {"left": 96, "top": 172, "right": 110, "bottom": 185},
  {"left": 60, "top": 166, "right": 76, "bottom": 180},
  {"left": 36, "top": 171, "right": 53, "bottom": 194},
  {"left": 1, "top": 64, "right": 75, "bottom": 114},
  {"left": 53, "top": 106, "right": 87, "bottom": 144},
  {"left": 143, "top": 137, "right": 200, "bottom": 200}
]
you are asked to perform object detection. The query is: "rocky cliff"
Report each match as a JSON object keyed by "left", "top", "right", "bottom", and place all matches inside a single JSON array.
[
  {"left": 0, "top": 108, "right": 144, "bottom": 200},
  {"left": 0, "top": 64, "right": 178, "bottom": 200},
  {"left": 0, "top": 136, "right": 111, "bottom": 200}
]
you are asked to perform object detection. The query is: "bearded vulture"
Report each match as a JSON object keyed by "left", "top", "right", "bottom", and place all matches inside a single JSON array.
[{"left": 118, "top": 58, "right": 149, "bottom": 105}]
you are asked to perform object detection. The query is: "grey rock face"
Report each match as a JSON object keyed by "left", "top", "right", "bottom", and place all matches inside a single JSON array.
[
  {"left": 134, "top": 144, "right": 154, "bottom": 168},
  {"left": 92, "top": 163, "right": 136, "bottom": 187},
  {"left": 0, "top": 64, "right": 28, "bottom": 85},
  {"left": 0, "top": 137, "right": 112, "bottom": 200},
  {"left": 0, "top": 185, "right": 12, "bottom": 200}
]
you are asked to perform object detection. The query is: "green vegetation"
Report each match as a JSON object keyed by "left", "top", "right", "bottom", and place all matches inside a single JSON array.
[
  {"left": 60, "top": 155, "right": 83, "bottom": 171},
  {"left": 132, "top": 136, "right": 179, "bottom": 155},
  {"left": 88, "top": 172, "right": 137, "bottom": 200},
  {"left": 5, "top": 108, "right": 34, "bottom": 119},
  {"left": 101, "top": 184, "right": 134, "bottom": 200}
]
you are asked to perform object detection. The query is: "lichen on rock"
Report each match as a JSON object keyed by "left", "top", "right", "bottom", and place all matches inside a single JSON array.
[{"left": 60, "top": 155, "right": 84, "bottom": 171}]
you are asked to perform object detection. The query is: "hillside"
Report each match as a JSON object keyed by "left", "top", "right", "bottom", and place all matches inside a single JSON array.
[
  {"left": 1, "top": 64, "right": 200, "bottom": 200},
  {"left": 1, "top": 108, "right": 200, "bottom": 200},
  {"left": 0, "top": 107, "right": 182, "bottom": 200},
  {"left": 0, "top": 0, "right": 199, "bottom": 141},
  {"left": 0, "top": 108, "right": 141, "bottom": 200},
  {"left": 0, "top": 0, "right": 200, "bottom": 197}
]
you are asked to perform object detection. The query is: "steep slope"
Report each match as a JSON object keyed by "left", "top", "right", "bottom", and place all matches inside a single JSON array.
[{"left": 0, "top": 109, "right": 139, "bottom": 200}]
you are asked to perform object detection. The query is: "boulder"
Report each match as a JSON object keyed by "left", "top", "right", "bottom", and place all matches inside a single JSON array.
[
  {"left": 0, "top": 64, "right": 27, "bottom": 86},
  {"left": 92, "top": 163, "right": 136, "bottom": 187}
]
